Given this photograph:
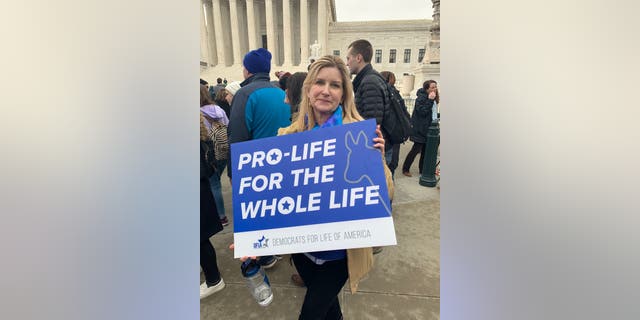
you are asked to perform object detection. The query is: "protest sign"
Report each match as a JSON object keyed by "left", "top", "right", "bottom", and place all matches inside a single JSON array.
[{"left": 231, "top": 119, "right": 396, "bottom": 258}]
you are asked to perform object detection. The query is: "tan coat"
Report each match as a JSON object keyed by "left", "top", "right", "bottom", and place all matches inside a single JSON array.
[{"left": 278, "top": 119, "right": 394, "bottom": 293}]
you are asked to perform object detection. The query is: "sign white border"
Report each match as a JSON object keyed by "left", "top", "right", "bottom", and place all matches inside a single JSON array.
[{"left": 233, "top": 217, "right": 397, "bottom": 258}]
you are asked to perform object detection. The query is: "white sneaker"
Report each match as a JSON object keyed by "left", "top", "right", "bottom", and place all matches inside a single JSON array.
[{"left": 200, "top": 278, "right": 225, "bottom": 300}]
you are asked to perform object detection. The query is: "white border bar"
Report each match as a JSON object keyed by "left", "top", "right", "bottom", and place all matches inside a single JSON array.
[{"left": 233, "top": 217, "right": 397, "bottom": 258}]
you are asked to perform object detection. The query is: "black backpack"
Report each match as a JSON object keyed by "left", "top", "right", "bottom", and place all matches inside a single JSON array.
[
  {"left": 200, "top": 140, "right": 217, "bottom": 178},
  {"left": 379, "top": 78, "right": 412, "bottom": 145}
]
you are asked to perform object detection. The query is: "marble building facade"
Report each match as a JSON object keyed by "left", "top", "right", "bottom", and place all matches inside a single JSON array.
[{"left": 200, "top": 0, "right": 434, "bottom": 96}]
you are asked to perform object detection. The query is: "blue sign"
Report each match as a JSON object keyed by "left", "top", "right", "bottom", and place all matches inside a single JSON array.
[{"left": 231, "top": 119, "right": 396, "bottom": 257}]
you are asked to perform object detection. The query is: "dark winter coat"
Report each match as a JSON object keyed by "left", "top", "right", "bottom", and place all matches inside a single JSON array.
[
  {"left": 228, "top": 73, "right": 291, "bottom": 144},
  {"left": 352, "top": 64, "right": 389, "bottom": 125},
  {"left": 215, "top": 98, "right": 231, "bottom": 119},
  {"left": 410, "top": 88, "right": 435, "bottom": 144},
  {"left": 227, "top": 73, "right": 291, "bottom": 179},
  {"left": 201, "top": 141, "right": 223, "bottom": 241}
]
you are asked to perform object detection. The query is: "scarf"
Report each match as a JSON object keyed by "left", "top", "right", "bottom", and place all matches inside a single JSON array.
[{"left": 312, "top": 105, "right": 343, "bottom": 130}]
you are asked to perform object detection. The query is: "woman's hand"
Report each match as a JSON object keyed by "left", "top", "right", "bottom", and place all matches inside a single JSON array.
[
  {"left": 229, "top": 243, "right": 257, "bottom": 262},
  {"left": 373, "top": 124, "right": 385, "bottom": 155}
]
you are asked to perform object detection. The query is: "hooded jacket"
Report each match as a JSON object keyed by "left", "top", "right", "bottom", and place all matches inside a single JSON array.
[
  {"left": 200, "top": 104, "right": 229, "bottom": 131},
  {"left": 410, "top": 88, "right": 435, "bottom": 143}
]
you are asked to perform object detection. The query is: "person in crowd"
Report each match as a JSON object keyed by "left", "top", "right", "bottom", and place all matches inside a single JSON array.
[
  {"left": 278, "top": 71, "right": 292, "bottom": 90},
  {"left": 380, "top": 71, "right": 407, "bottom": 177},
  {"left": 210, "top": 77, "right": 226, "bottom": 97},
  {"left": 208, "top": 85, "right": 216, "bottom": 101},
  {"left": 270, "top": 71, "right": 282, "bottom": 88},
  {"left": 284, "top": 72, "right": 307, "bottom": 122},
  {"left": 228, "top": 47, "right": 291, "bottom": 269},
  {"left": 346, "top": 39, "right": 392, "bottom": 254},
  {"left": 280, "top": 70, "right": 308, "bottom": 287},
  {"left": 277, "top": 55, "right": 394, "bottom": 319},
  {"left": 221, "top": 81, "right": 242, "bottom": 119},
  {"left": 201, "top": 84, "right": 229, "bottom": 128},
  {"left": 224, "top": 80, "right": 242, "bottom": 105},
  {"left": 214, "top": 88, "right": 231, "bottom": 119},
  {"left": 200, "top": 84, "right": 230, "bottom": 226},
  {"left": 402, "top": 80, "right": 439, "bottom": 177},
  {"left": 200, "top": 78, "right": 208, "bottom": 87},
  {"left": 346, "top": 39, "right": 393, "bottom": 165},
  {"left": 200, "top": 113, "right": 225, "bottom": 299}
]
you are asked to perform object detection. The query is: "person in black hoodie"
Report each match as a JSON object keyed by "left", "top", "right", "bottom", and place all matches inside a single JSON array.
[
  {"left": 402, "top": 80, "right": 439, "bottom": 177},
  {"left": 380, "top": 71, "right": 406, "bottom": 178}
]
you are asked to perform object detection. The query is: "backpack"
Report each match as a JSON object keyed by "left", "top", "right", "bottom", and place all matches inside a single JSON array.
[
  {"left": 201, "top": 140, "right": 217, "bottom": 178},
  {"left": 380, "top": 78, "right": 412, "bottom": 145},
  {"left": 209, "top": 121, "right": 229, "bottom": 160}
]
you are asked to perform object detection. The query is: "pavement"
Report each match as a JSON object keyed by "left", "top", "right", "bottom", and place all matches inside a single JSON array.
[{"left": 201, "top": 142, "right": 440, "bottom": 320}]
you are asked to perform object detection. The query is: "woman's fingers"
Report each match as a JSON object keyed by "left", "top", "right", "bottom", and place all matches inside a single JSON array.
[
  {"left": 373, "top": 125, "right": 385, "bottom": 153},
  {"left": 375, "top": 125, "right": 384, "bottom": 140},
  {"left": 229, "top": 243, "right": 257, "bottom": 261}
]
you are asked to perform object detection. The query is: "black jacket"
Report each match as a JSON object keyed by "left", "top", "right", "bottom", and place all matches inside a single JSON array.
[
  {"left": 352, "top": 64, "right": 389, "bottom": 125},
  {"left": 215, "top": 99, "right": 231, "bottom": 119},
  {"left": 200, "top": 141, "right": 223, "bottom": 241},
  {"left": 410, "top": 88, "right": 435, "bottom": 143}
]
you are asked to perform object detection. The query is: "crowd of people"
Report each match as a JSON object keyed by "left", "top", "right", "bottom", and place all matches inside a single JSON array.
[{"left": 199, "top": 39, "right": 440, "bottom": 319}]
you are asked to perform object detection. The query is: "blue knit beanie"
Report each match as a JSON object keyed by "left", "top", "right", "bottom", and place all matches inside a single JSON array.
[{"left": 243, "top": 48, "right": 272, "bottom": 74}]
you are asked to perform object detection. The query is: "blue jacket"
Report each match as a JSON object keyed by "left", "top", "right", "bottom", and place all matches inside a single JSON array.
[{"left": 228, "top": 73, "right": 291, "bottom": 177}]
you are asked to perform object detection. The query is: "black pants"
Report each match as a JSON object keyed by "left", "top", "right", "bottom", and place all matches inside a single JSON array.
[
  {"left": 402, "top": 142, "right": 425, "bottom": 174},
  {"left": 200, "top": 239, "right": 221, "bottom": 286},
  {"left": 389, "top": 143, "right": 401, "bottom": 175},
  {"left": 292, "top": 254, "right": 348, "bottom": 320}
]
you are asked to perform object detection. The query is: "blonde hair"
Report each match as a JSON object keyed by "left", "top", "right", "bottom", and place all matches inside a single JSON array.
[
  {"left": 214, "top": 88, "right": 228, "bottom": 102},
  {"left": 290, "top": 55, "right": 363, "bottom": 132}
]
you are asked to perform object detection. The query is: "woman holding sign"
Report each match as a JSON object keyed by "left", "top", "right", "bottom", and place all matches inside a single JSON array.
[{"left": 277, "top": 55, "right": 394, "bottom": 320}]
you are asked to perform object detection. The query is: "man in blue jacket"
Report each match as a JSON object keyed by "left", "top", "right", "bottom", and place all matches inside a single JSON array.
[
  {"left": 228, "top": 47, "right": 291, "bottom": 268},
  {"left": 228, "top": 48, "right": 291, "bottom": 146}
]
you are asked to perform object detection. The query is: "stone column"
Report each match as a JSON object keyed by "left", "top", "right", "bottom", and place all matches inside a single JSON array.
[
  {"left": 424, "top": 0, "right": 440, "bottom": 64},
  {"left": 212, "top": 0, "right": 226, "bottom": 66},
  {"left": 229, "top": 0, "right": 242, "bottom": 65},
  {"left": 265, "top": 0, "right": 278, "bottom": 65},
  {"left": 317, "top": 0, "right": 327, "bottom": 56},
  {"left": 282, "top": 0, "right": 292, "bottom": 66},
  {"left": 204, "top": 1, "right": 217, "bottom": 65},
  {"left": 300, "top": 0, "right": 309, "bottom": 64},
  {"left": 200, "top": 1, "right": 210, "bottom": 66},
  {"left": 413, "top": 0, "right": 440, "bottom": 94},
  {"left": 246, "top": 0, "right": 259, "bottom": 49}
]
